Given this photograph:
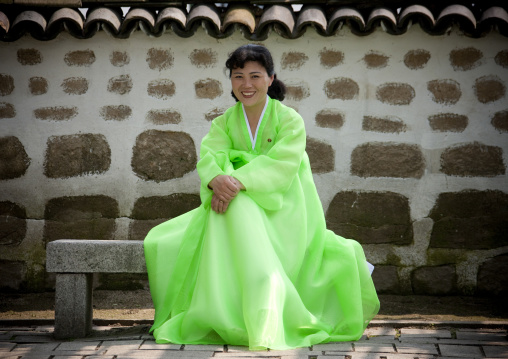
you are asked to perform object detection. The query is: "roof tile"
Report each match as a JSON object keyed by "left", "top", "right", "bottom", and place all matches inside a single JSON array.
[
  {"left": 223, "top": 6, "right": 255, "bottom": 34},
  {"left": 0, "top": 3, "right": 506, "bottom": 41},
  {"left": 296, "top": 5, "right": 326, "bottom": 36}
]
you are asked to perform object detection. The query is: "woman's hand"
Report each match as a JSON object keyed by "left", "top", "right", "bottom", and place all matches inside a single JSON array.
[
  {"left": 208, "top": 175, "right": 244, "bottom": 214},
  {"left": 211, "top": 194, "right": 230, "bottom": 214}
]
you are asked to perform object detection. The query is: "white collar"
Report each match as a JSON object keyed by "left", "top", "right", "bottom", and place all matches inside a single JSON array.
[{"left": 242, "top": 96, "right": 269, "bottom": 150}]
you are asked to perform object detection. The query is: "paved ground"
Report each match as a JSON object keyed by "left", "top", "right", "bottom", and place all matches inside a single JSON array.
[{"left": 1, "top": 321, "right": 507, "bottom": 359}]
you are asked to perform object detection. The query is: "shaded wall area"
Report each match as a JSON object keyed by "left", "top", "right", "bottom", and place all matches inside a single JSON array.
[{"left": 0, "top": 25, "right": 507, "bottom": 296}]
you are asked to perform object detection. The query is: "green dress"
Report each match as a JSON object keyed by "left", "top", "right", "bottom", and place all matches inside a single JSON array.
[{"left": 144, "top": 97, "right": 380, "bottom": 350}]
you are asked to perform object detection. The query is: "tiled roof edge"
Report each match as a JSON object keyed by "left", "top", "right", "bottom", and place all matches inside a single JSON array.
[{"left": 1, "top": 3, "right": 507, "bottom": 41}]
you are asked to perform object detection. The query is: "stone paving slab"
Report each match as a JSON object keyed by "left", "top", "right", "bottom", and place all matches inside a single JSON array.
[
  {"left": 399, "top": 328, "right": 452, "bottom": 338},
  {"left": 456, "top": 331, "right": 507, "bottom": 341},
  {"left": 483, "top": 345, "right": 508, "bottom": 358},
  {"left": 396, "top": 343, "right": 439, "bottom": 355},
  {"left": 183, "top": 344, "right": 225, "bottom": 351},
  {"left": 1, "top": 323, "right": 508, "bottom": 358},
  {"left": 312, "top": 342, "right": 352, "bottom": 351},
  {"left": 439, "top": 344, "right": 484, "bottom": 357}
]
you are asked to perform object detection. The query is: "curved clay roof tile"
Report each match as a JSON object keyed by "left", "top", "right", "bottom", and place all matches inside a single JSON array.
[
  {"left": 84, "top": 7, "right": 122, "bottom": 36},
  {"left": 367, "top": 8, "right": 398, "bottom": 34},
  {"left": 223, "top": 6, "right": 256, "bottom": 34},
  {"left": 398, "top": 5, "right": 435, "bottom": 33},
  {"left": 47, "top": 8, "right": 84, "bottom": 39},
  {"left": 296, "top": 5, "right": 327, "bottom": 36},
  {"left": 258, "top": 5, "right": 294, "bottom": 39},
  {"left": 436, "top": 4, "right": 476, "bottom": 35},
  {"left": 12, "top": 10, "right": 47, "bottom": 30},
  {"left": 478, "top": 6, "right": 508, "bottom": 36},
  {"left": 155, "top": 7, "right": 187, "bottom": 36},
  {"left": 328, "top": 7, "right": 365, "bottom": 35},
  {"left": 121, "top": 8, "right": 155, "bottom": 36},
  {"left": 0, "top": 11, "right": 10, "bottom": 34},
  {"left": 187, "top": 4, "right": 221, "bottom": 37}
]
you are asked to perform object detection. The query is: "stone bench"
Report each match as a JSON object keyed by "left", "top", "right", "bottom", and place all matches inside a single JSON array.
[{"left": 46, "top": 239, "right": 147, "bottom": 339}]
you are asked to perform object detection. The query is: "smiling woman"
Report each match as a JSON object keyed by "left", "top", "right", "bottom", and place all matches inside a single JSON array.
[{"left": 143, "top": 44, "right": 379, "bottom": 350}]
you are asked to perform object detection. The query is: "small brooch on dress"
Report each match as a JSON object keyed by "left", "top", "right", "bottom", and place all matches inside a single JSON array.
[{"left": 267, "top": 138, "right": 272, "bottom": 142}]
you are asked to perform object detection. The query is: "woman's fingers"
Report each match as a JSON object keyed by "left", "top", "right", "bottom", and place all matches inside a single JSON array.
[
  {"left": 211, "top": 175, "right": 240, "bottom": 202},
  {"left": 211, "top": 194, "right": 230, "bottom": 214}
]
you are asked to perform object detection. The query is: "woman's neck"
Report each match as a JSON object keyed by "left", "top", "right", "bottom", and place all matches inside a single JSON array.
[{"left": 243, "top": 96, "right": 267, "bottom": 130}]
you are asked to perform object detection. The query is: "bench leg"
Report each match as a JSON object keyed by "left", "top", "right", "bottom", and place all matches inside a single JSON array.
[{"left": 54, "top": 273, "right": 93, "bottom": 339}]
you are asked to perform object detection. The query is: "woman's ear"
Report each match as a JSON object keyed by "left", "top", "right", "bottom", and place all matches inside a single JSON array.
[{"left": 269, "top": 74, "right": 275, "bottom": 86}]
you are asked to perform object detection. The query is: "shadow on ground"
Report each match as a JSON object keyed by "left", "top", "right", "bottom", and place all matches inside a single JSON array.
[{"left": 1, "top": 290, "right": 507, "bottom": 322}]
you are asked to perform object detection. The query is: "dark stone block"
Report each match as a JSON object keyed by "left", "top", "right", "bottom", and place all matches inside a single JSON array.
[
  {"left": 281, "top": 51, "right": 308, "bottom": 70},
  {"left": 146, "top": 109, "right": 181, "bottom": 125},
  {"left": 429, "top": 190, "right": 508, "bottom": 249},
  {"left": 129, "top": 219, "right": 166, "bottom": 241},
  {"left": 131, "top": 193, "right": 201, "bottom": 220},
  {"left": 376, "top": 83, "right": 415, "bottom": 105},
  {"left": 363, "top": 51, "right": 389, "bottom": 69},
  {"left": 372, "top": 265, "right": 401, "bottom": 294},
  {"left": 17, "top": 48, "right": 43, "bottom": 65},
  {"left": 0, "top": 136, "right": 30, "bottom": 180},
  {"left": 0, "top": 201, "right": 27, "bottom": 246},
  {"left": 146, "top": 48, "right": 173, "bottom": 71},
  {"left": 477, "top": 254, "right": 508, "bottom": 295},
  {"left": 100, "top": 105, "right": 132, "bottom": 121},
  {"left": 0, "top": 260, "right": 26, "bottom": 290},
  {"left": 147, "top": 79, "right": 175, "bottom": 99},
  {"left": 449, "top": 47, "right": 483, "bottom": 71},
  {"left": 315, "top": 109, "right": 344, "bottom": 129},
  {"left": 474, "top": 75, "right": 506, "bottom": 104},
  {"left": 427, "top": 79, "right": 461, "bottom": 105},
  {"left": 0, "top": 73, "right": 14, "bottom": 96},
  {"left": 324, "top": 78, "right": 359, "bottom": 100},
  {"left": 96, "top": 273, "right": 148, "bottom": 290},
  {"left": 107, "top": 75, "right": 132, "bottom": 95},
  {"left": 29, "top": 77, "right": 48, "bottom": 95},
  {"left": 403, "top": 49, "right": 430, "bottom": 70},
  {"left": 189, "top": 48, "right": 217, "bottom": 68},
  {"left": 492, "top": 110, "right": 508, "bottom": 133},
  {"left": 110, "top": 51, "right": 130, "bottom": 67},
  {"left": 44, "top": 134, "right": 111, "bottom": 178},
  {"left": 286, "top": 83, "right": 310, "bottom": 101},
  {"left": 131, "top": 130, "right": 197, "bottom": 182},
  {"left": 412, "top": 265, "right": 457, "bottom": 295},
  {"left": 34, "top": 106, "right": 78, "bottom": 121},
  {"left": 64, "top": 50, "right": 96, "bottom": 67},
  {"left": 61, "top": 77, "right": 88, "bottom": 95},
  {"left": 319, "top": 48, "right": 344, "bottom": 68},
  {"left": 130, "top": 193, "right": 201, "bottom": 240},
  {"left": 0, "top": 103, "right": 15, "bottom": 118},
  {"left": 362, "top": 116, "right": 407, "bottom": 133},
  {"left": 351, "top": 142, "right": 425, "bottom": 179},
  {"left": 428, "top": 113, "right": 468, "bottom": 132},
  {"left": 306, "top": 137, "right": 334, "bottom": 173},
  {"left": 194, "top": 78, "right": 222, "bottom": 99},
  {"left": 205, "top": 107, "right": 227, "bottom": 122},
  {"left": 440, "top": 142, "right": 505, "bottom": 177},
  {"left": 43, "top": 195, "right": 119, "bottom": 243},
  {"left": 495, "top": 50, "right": 508, "bottom": 69},
  {"left": 325, "top": 191, "right": 413, "bottom": 245}
]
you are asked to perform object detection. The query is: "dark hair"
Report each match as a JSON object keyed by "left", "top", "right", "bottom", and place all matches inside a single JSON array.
[{"left": 225, "top": 44, "right": 286, "bottom": 101}]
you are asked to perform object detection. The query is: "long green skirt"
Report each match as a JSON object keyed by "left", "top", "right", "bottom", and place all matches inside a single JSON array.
[{"left": 144, "top": 172, "right": 380, "bottom": 350}]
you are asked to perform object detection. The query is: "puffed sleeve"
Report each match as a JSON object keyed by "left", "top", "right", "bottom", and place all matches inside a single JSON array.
[
  {"left": 196, "top": 114, "right": 235, "bottom": 207},
  {"left": 231, "top": 109, "right": 306, "bottom": 211}
]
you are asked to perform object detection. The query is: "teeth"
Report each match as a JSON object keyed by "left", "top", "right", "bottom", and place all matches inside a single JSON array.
[{"left": 242, "top": 92, "right": 255, "bottom": 96}]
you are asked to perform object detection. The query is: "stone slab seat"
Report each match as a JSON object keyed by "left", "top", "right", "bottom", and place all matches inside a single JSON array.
[{"left": 46, "top": 239, "right": 147, "bottom": 339}]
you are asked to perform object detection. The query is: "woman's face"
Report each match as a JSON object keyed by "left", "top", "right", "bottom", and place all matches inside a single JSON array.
[{"left": 231, "top": 61, "right": 274, "bottom": 112}]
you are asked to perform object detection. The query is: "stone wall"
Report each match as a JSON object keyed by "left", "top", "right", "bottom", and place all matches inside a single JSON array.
[{"left": 0, "top": 25, "right": 507, "bottom": 295}]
